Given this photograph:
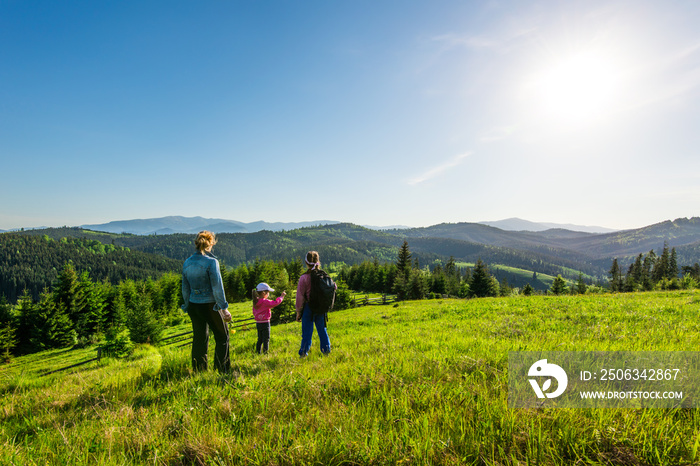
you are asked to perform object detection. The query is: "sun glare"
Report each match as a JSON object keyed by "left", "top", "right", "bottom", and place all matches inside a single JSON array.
[{"left": 526, "top": 50, "right": 621, "bottom": 126}]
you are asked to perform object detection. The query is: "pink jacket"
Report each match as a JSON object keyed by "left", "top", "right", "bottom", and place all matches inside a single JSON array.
[
  {"left": 295, "top": 273, "right": 311, "bottom": 313},
  {"left": 253, "top": 296, "right": 284, "bottom": 323}
]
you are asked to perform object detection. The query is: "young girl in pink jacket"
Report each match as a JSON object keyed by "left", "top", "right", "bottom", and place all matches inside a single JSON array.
[{"left": 252, "top": 283, "right": 286, "bottom": 354}]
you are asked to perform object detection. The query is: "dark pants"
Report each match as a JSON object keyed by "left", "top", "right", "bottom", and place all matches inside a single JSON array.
[
  {"left": 187, "top": 302, "right": 230, "bottom": 373},
  {"left": 256, "top": 322, "right": 270, "bottom": 354}
]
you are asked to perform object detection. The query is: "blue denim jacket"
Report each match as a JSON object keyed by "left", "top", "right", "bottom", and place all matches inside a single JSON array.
[{"left": 181, "top": 252, "right": 228, "bottom": 311}]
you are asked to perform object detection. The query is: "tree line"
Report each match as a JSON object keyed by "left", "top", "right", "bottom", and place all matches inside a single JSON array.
[
  {"left": 609, "top": 243, "right": 700, "bottom": 292},
  {"left": 338, "top": 241, "right": 616, "bottom": 299},
  {"left": 338, "top": 241, "right": 502, "bottom": 299}
]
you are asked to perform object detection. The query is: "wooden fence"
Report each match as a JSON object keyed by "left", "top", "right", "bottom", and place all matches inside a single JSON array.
[{"left": 349, "top": 294, "right": 397, "bottom": 307}]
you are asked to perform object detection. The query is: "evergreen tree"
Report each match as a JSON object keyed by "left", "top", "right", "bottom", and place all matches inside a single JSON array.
[
  {"left": 45, "top": 300, "right": 77, "bottom": 349},
  {"left": 445, "top": 256, "right": 457, "bottom": 277},
  {"left": 285, "top": 259, "right": 304, "bottom": 285},
  {"left": 31, "top": 290, "right": 76, "bottom": 350},
  {"left": 54, "top": 262, "right": 79, "bottom": 323},
  {"left": 392, "top": 273, "right": 408, "bottom": 301},
  {"left": 14, "top": 290, "right": 37, "bottom": 354},
  {"left": 468, "top": 259, "right": 498, "bottom": 298},
  {"left": 430, "top": 264, "right": 447, "bottom": 295},
  {"left": 669, "top": 247, "right": 679, "bottom": 279},
  {"left": 0, "top": 321, "right": 17, "bottom": 362},
  {"left": 396, "top": 241, "right": 412, "bottom": 280},
  {"left": 499, "top": 277, "right": 512, "bottom": 297},
  {"left": 522, "top": 283, "right": 534, "bottom": 296},
  {"left": 0, "top": 296, "right": 13, "bottom": 326},
  {"left": 609, "top": 259, "right": 622, "bottom": 292},
  {"left": 407, "top": 269, "right": 429, "bottom": 300},
  {"left": 550, "top": 275, "right": 568, "bottom": 295},
  {"left": 624, "top": 254, "right": 644, "bottom": 292},
  {"left": 125, "top": 293, "right": 163, "bottom": 344},
  {"left": 224, "top": 265, "right": 249, "bottom": 302},
  {"left": 653, "top": 243, "right": 670, "bottom": 282},
  {"left": 682, "top": 263, "right": 700, "bottom": 281},
  {"left": 444, "top": 256, "right": 461, "bottom": 296},
  {"left": 73, "top": 271, "right": 106, "bottom": 341},
  {"left": 642, "top": 250, "right": 656, "bottom": 291},
  {"left": 576, "top": 273, "right": 587, "bottom": 294}
]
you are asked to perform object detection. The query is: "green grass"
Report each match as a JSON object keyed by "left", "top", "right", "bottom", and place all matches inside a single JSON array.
[{"left": 2, "top": 291, "right": 700, "bottom": 465}]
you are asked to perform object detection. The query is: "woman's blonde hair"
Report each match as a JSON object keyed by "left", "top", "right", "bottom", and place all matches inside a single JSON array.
[{"left": 194, "top": 230, "right": 217, "bottom": 252}]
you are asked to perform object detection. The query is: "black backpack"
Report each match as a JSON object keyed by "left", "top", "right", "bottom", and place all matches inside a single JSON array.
[{"left": 308, "top": 269, "right": 336, "bottom": 316}]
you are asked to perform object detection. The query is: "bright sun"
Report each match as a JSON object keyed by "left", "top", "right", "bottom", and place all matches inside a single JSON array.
[{"left": 527, "top": 50, "right": 621, "bottom": 126}]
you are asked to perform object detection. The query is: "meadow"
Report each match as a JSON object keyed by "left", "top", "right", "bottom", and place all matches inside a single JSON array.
[{"left": 2, "top": 291, "right": 700, "bottom": 465}]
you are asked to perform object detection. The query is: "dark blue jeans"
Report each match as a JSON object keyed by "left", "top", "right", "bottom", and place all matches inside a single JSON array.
[
  {"left": 256, "top": 322, "right": 270, "bottom": 354},
  {"left": 299, "top": 303, "right": 331, "bottom": 356}
]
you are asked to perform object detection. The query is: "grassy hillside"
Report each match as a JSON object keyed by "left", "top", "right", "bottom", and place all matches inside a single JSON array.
[{"left": 2, "top": 291, "right": 700, "bottom": 465}]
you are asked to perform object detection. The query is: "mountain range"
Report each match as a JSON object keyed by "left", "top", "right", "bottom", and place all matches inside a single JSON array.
[
  {"left": 478, "top": 218, "right": 617, "bottom": 234},
  {"left": 79, "top": 217, "right": 342, "bottom": 235},
  {"left": 70, "top": 216, "right": 615, "bottom": 235}
]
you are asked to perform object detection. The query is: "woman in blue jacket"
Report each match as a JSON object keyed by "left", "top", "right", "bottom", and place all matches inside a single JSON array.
[{"left": 182, "top": 230, "right": 231, "bottom": 373}]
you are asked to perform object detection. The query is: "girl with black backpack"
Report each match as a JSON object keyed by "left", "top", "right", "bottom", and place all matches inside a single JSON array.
[{"left": 295, "top": 251, "right": 335, "bottom": 357}]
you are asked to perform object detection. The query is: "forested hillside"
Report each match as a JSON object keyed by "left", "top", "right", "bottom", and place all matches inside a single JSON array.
[
  {"left": 17, "top": 225, "right": 588, "bottom": 280},
  {"left": 11, "top": 217, "right": 700, "bottom": 298},
  {"left": 0, "top": 233, "right": 181, "bottom": 302}
]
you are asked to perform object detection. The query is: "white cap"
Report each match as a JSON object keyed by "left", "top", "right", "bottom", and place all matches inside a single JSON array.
[{"left": 256, "top": 282, "right": 275, "bottom": 292}]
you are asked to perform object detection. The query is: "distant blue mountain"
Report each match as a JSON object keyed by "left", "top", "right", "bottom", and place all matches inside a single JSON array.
[
  {"left": 81, "top": 216, "right": 342, "bottom": 235},
  {"left": 478, "top": 218, "right": 616, "bottom": 234}
]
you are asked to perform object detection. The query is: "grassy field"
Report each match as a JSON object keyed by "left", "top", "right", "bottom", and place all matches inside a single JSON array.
[{"left": 2, "top": 291, "right": 700, "bottom": 465}]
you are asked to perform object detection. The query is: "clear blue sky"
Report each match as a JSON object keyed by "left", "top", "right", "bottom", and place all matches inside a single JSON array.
[{"left": 2, "top": 0, "right": 699, "bottom": 231}]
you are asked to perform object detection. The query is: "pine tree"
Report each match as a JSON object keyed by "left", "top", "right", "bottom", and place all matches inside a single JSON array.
[
  {"left": 0, "top": 321, "right": 17, "bottom": 362},
  {"left": 126, "top": 293, "right": 163, "bottom": 344},
  {"left": 54, "top": 262, "right": 79, "bottom": 323},
  {"left": 653, "top": 243, "right": 670, "bottom": 282},
  {"left": 29, "top": 290, "right": 76, "bottom": 350},
  {"left": 669, "top": 247, "right": 678, "bottom": 280},
  {"left": 522, "top": 283, "right": 534, "bottom": 296},
  {"left": 392, "top": 273, "right": 408, "bottom": 301},
  {"left": 576, "top": 273, "right": 587, "bottom": 294},
  {"left": 624, "top": 254, "right": 644, "bottom": 292},
  {"left": 609, "top": 259, "right": 622, "bottom": 292},
  {"left": 499, "top": 277, "right": 512, "bottom": 297},
  {"left": 73, "top": 271, "right": 106, "bottom": 341},
  {"left": 642, "top": 250, "right": 656, "bottom": 291},
  {"left": 14, "top": 290, "right": 37, "bottom": 354},
  {"left": 45, "top": 300, "right": 77, "bottom": 349},
  {"left": 550, "top": 275, "right": 569, "bottom": 295},
  {"left": 407, "top": 269, "right": 429, "bottom": 300},
  {"left": 0, "top": 297, "right": 17, "bottom": 361},
  {"left": 396, "top": 241, "right": 412, "bottom": 280},
  {"left": 468, "top": 259, "right": 498, "bottom": 298}
]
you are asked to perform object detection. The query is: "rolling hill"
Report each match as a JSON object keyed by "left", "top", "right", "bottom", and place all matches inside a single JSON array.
[{"left": 10, "top": 217, "right": 700, "bottom": 289}]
